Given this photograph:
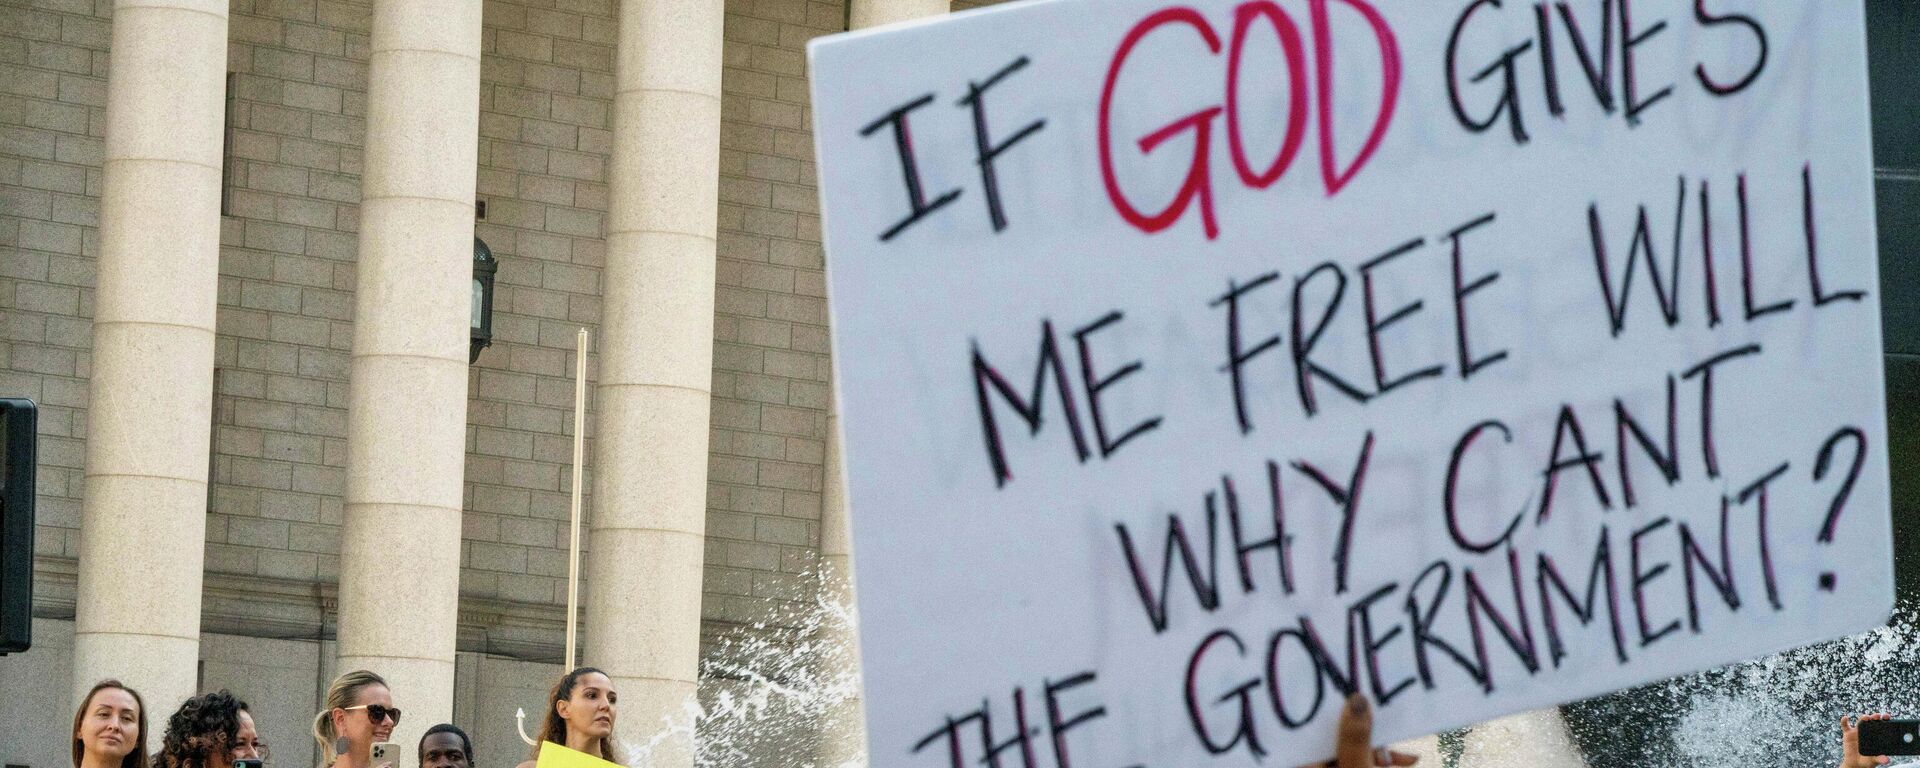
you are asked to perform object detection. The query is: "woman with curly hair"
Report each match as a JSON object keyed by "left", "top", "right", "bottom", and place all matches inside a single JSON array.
[
  {"left": 72, "top": 680, "right": 150, "bottom": 768},
  {"left": 514, "top": 667, "right": 622, "bottom": 768},
  {"left": 155, "top": 690, "right": 260, "bottom": 768}
]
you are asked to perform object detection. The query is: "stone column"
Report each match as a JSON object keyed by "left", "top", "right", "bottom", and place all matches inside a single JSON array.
[
  {"left": 334, "top": 0, "right": 482, "bottom": 745},
  {"left": 817, "top": 5, "right": 951, "bottom": 766},
  {"left": 70, "top": 0, "right": 228, "bottom": 715},
  {"left": 849, "top": 0, "right": 950, "bottom": 29},
  {"left": 816, "top": 403, "right": 865, "bottom": 768},
  {"left": 583, "top": 2, "right": 723, "bottom": 766}
]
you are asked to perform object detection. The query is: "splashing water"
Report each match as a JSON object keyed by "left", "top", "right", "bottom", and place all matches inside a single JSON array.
[
  {"left": 1555, "top": 606, "right": 1920, "bottom": 768},
  {"left": 613, "top": 566, "right": 865, "bottom": 768},
  {"left": 611, "top": 570, "right": 1920, "bottom": 768},
  {"left": 1665, "top": 613, "right": 1920, "bottom": 766}
]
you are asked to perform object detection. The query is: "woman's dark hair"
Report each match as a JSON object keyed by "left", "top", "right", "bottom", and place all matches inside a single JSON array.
[
  {"left": 72, "top": 680, "right": 151, "bottom": 768},
  {"left": 155, "top": 690, "right": 250, "bottom": 768},
  {"left": 531, "top": 667, "right": 619, "bottom": 763}
]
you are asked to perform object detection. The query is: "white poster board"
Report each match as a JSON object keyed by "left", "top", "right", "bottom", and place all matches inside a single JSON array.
[{"left": 808, "top": 2, "right": 1892, "bottom": 766}]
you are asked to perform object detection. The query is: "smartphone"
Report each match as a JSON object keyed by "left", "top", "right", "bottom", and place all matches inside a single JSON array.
[
  {"left": 233, "top": 760, "right": 262, "bottom": 768},
  {"left": 1860, "top": 719, "right": 1920, "bottom": 756},
  {"left": 370, "top": 742, "right": 402, "bottom": 766}
]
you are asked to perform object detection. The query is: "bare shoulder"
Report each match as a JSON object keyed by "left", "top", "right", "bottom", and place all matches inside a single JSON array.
[{"left": 515, "top": 760, "right": 537, "bottom": 768}]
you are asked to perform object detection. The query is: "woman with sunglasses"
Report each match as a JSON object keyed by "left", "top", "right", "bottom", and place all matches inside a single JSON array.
[
  {"left": 311, "top": 670, "right": 400, "bottom": 768},
  {"left": 155, "top": 690, "right": 261, "bottom": 768},
  {"left": 515, "top": 667, "right": 622, "bottom": 768},
  {"left": 73, "top": 680, "right": 150, "bottom": 768}
]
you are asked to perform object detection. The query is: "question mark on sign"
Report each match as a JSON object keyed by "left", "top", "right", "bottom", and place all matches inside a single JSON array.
[{"left": 1812, "top": 426, "right": 1868, "bottom": 592}]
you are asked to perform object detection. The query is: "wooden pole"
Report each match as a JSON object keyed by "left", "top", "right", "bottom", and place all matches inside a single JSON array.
[{"left": 566, "top": 328, "right": 588, "bottom": 671}]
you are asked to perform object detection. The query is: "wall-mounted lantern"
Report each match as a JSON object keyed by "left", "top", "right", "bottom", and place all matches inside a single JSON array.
[{"left": 471, "top": 236, "right": 497, "bottom": 364}]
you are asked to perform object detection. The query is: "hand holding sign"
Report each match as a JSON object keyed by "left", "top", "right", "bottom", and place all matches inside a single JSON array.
[
  {"left": 810, "top": 1, "right": 1891, "bottom": 766},
  {"left": 1314, "top": 696, "right": 1419, "bottom": 768}
]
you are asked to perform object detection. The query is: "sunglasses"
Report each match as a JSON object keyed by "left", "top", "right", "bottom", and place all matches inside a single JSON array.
[{"left": 340, "top": 704, "right": 402, "bottom": 725}]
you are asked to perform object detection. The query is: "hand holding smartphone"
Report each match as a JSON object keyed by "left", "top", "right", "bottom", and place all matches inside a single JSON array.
[
  {"left": 1860, "top": 718, "right": 1920, "bottom": 756},
  {"left": 370, "top": 742, "right": 402, "bottom": 768}
]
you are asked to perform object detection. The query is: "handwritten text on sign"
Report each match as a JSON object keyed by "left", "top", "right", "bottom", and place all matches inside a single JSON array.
[{"left": 808, "top": 2, "right": 1891, "bottom": 766}]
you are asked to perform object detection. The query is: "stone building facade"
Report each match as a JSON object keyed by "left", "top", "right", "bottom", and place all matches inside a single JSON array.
[
  {"left": 8, "top": 1, "right": 1920, "bottom": 767},
  {"left": 0, "top": 0, "right": 973, "bottom": 765}
]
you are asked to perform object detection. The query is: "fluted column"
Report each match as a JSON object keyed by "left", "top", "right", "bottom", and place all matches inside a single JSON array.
[
  {"left": 335, "top": 0, "right": 482, "bottom": 745},
  {"left": 70, "top": 0, "right": 228, "bottom": 716},
  {"left": 583, "top": 2, "right": 724, "bottom": 766},
  {"left": 817, "top": 4, "right": 951, "bottom": 766}
]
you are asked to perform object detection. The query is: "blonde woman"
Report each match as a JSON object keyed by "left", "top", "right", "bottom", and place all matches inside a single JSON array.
[
  {"left": 311, "top": 670, "right": 400, "bottom": 768},
  {"left": 515, "top": 667, "right": 621, "bottom": 768}
]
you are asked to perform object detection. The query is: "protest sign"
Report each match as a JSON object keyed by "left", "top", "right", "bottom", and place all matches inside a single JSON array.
[
  {"left": 533, "top": 741, "right": 619, "bottom": 768},
  {"left": 807, "top": 1, "right": 1892, "bottom": 765}
]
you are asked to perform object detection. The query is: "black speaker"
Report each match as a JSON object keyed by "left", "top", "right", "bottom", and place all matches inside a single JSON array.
[{"left": 0, "top": 398, "right": 36, "bottom": 655}]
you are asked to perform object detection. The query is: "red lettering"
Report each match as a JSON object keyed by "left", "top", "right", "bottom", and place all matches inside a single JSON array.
[
  {"left": 1099, "top": 2, "right": 1401, "bottom": 238},
  {"left": 1309, "top": 0, "right": 1401, "bottom": 195},
  {"left": 1226, "top": 2, "right": 1309, "bottom": 189},
  {"left": 1099, "top": 7, "right": 1224, "bottom": 239}
]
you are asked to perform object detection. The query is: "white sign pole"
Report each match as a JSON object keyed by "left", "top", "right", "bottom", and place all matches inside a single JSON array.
[{"left": 567, "top": 327, "right": 588, "bottom": 671}]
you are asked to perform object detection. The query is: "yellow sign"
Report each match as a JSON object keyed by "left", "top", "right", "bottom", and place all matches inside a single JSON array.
[{"left": 534, "top": 742, "right": 620, "bottom": 768}]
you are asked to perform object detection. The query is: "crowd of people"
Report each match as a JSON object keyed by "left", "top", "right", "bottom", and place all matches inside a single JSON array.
[
  {"left": 68, "top": 667, "right": 622, "bottom": 768},
  {"left": 65, "top": 668, "right": 1903, "bottom": 768}
]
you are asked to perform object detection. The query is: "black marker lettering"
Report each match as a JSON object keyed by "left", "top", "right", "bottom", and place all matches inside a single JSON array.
[
  {"left": 1450, "top": 212, "right": 1507, "bottom": 379},
  {"left": 862, "top": 94, "right": 962, "bottom": 242},
  {"left": 1614, "top": 375, "right": 1680, "bottom": 509},
  {"left": 972, "top": 321, "right": 1092, "bottom": 487},
  {"left": 1115, "top": 504, "right": 1222, "bottom": 633},
  {"left": 1619, "top": 0, "right": 1673, "bottom": 125},
  {"left": 1213, "top": 273, "right": 1284, "bottom": 435},
  {"left": 1292, "top": 431, "right": 1375, "bottom": 594},
  {"left": 1693, "top": 0, "right": 1768, "bottom": 96},
  {"left": 1073, "top": 311, "right": 1162, "bottom": 458},
  {"left": 1045, "top": 672, "right": 1106, "bottom": 768},
  {"left": 1630, "top": 517, "right": 1682, "bottom": 647},
  {"left": 1446, "top": 0, "right": 1533, "bottom": 144},
  {"left": 1736, "top": 462, "right": 1791, "bottom": 610},
  {"left": 1538, "top": 528, "right": 1629, "bottom": 666},
  {"left": 1556, "top": 0, "right": 1617, "bottom": 113},
  {"left": 957, "top": 56, "right": 1047, "bottom": 233},
  {"left": 1361, "top": 237, "right": 1444, "bottom": 395},
  {"left": 1680, "top": 343, "right": 1761, "bottom": 480},
  {"left": 1803, "top": 164, "right": 1866, "bottom": 306},
  {"left": 1446, "top": 420, "right": 1524, "bottom": 553},
  {"left": 1292, "top": 263, "right": 1373, "bottom": 416}
]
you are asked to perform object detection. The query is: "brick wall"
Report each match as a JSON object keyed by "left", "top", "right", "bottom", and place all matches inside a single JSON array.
[
  {"left": 207, "top": 0, "right": 368, "bottom": 586},
  {"left": 703, "top": 0, "right": 845, "bottom": 631},
  {"left": 464, "top": 0, "right": 616, "bottom": 610},
  {"left": 3, "top": 1, "right": 854, "bottom": 760},
  {"left": 210, "top": 0, "right": 618, "bottom": 607},
  {"left": 3, "top": 0, "right": 851, "bottom": 656},
  {"left": 0, "top": 0, "right": 109, "bottom": 570}
]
